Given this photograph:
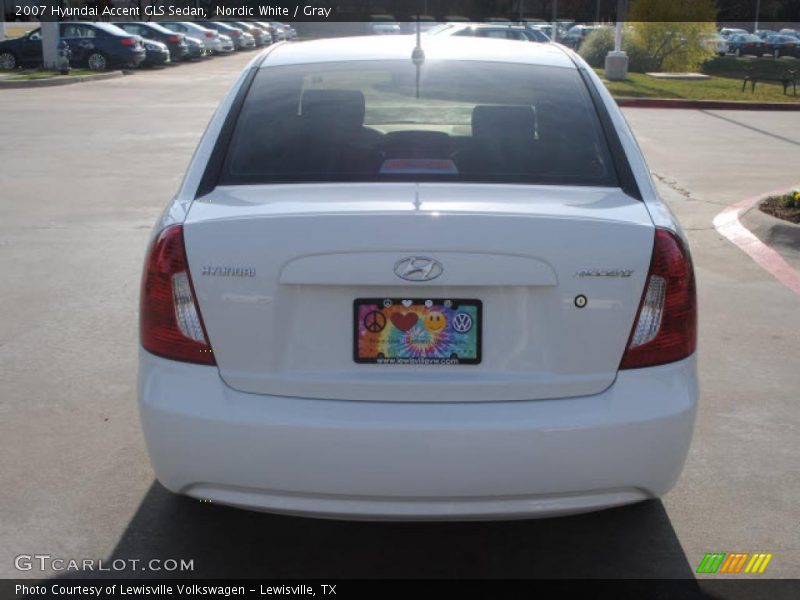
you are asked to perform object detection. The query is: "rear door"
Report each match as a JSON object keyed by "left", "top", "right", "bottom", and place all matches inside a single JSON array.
[
  {"left": 60, "top": 24, "right": 96, "bottom": 64},
  {"left": 19, "top": 29, "right": 43, "bottom": 64}
]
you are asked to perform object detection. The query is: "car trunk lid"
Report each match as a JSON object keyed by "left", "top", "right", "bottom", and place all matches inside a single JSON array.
[{"left": 183, "top": 183, "right": 654, "bottom": 402}]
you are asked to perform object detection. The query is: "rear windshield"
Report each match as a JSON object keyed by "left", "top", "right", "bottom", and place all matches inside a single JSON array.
[{"left": 220, "top": 60, "right": 617, "bottom": 187}]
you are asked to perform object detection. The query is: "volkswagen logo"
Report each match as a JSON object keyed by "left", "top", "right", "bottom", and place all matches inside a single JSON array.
[{"left": 393, "top": 257, "right": 443, "bottom": 282}]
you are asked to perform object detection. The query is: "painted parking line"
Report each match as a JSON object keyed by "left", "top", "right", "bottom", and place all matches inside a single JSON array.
[{"left": 713, "top": 187, "right": 800, "bottom": 298}]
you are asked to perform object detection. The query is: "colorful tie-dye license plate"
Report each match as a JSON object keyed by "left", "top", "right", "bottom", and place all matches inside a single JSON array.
[{"left": 354, "top": 299, "right": 482, "bottom": 365}]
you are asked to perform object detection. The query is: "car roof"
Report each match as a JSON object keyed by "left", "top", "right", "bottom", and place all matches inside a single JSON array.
[
  {"left": 261, "top": 35, "right": 574, "bottom": 69},
  {"left": 61, "top": 21, "right": 127, "bottom": 36}
]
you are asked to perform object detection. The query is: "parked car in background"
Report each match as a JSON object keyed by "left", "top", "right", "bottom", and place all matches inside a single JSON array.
[
  {"left": 233, "top": 22, "right": 271, "bottom": 47},
  {"left": 0, "top": 22, "right": 145, "bottom": 70},
  {"left": 196, "top": 21, "right": 254, "bottom": 50},
  {"left": 719, "top": 27, "right": 748, "bottom": 38},
  {"left": 141, "top": 38, "right": 170, "bottom": 67},
  {"left": 162, "top": 22, "right": 222, "bottom": 54},
  {"left": 370, "top": 20, "right": 402, "bottom": 35},
  {"left": 216, "top": 34, "right": 235, "bottom": 54},
  {"left": 523, "top": 27, "right": 551, "bottom": 42},
  {"left": 705, "top": 33, "right": 729, "bottom": 56},
  {"left": 532, "top": 24, "right": 554, "bottom": 40},
  {"left": 754, "top": 29, "right": 776, "bottom": 40},
  {"left": 764, "top": 34, "right": 800, "bottom": 58},
  {"left": 115, "top": 22, "right": 189, "bottom": 62},
  {"left": 138, "top": 36, "right": 698, "bottom": 521},
  {"left": 245, "top": 22, "right": 275, "bottom": 45},
  {"left": 254, "top": 22, "right": 280, "bottom": 42},
  {"left": 428, "top": 23, "right": 549, "bottom": 42},
  {"left": 727, "top": 33, "right": 766, "bottom": 57},
  {"left": 778, "top": 28, "right": 799, "bottom": 37},
  {"left": 266, "top": 22, "right": 288, "bottom": 41},
  {"left": 282, "top": 24, "right": 298, "bottom": 39},
  {"left": 561, "top": 24, "right": 601, "bottom": 49},
  {"left": 184, "top": 35, "right": 207, "bottom": 59}
]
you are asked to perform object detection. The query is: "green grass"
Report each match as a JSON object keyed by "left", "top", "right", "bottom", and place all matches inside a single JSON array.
[
  {"left": 4, "top": 69, "right": 95, "bottom": 81},
  {"left": 595, "top": 64, "right": 800, "bottom": 103}
]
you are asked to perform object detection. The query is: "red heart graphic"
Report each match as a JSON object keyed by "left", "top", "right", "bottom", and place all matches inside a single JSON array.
[{"left": 390, "top": 312, "right": 418, "bottom": 332}]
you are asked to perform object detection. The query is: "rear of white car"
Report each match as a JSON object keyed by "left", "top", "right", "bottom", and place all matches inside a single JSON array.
[{"left": 138, "top": 37, "right": 697, "bottom": 520}]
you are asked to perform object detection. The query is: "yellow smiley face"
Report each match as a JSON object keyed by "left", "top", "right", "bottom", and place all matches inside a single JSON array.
[{"left": 425, "top": 312, "right": 447, "bottom": 332}]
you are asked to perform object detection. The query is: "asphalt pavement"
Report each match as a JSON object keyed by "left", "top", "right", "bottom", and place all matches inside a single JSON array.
[{"left": 0, "top": 51, "right": 798, "bottom": 581}]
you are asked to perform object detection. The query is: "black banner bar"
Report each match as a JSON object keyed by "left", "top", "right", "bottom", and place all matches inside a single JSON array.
[
  {"left": 4, "top": 1, "right": 800, "bottom": 23},
  {"left": 4, "top": 579, "right": 800, "bottom": 600}
]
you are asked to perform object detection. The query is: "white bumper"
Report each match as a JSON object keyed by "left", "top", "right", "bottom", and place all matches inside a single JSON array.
[{"left": 138, "top": 350, "right": 697, "bottom": 520}]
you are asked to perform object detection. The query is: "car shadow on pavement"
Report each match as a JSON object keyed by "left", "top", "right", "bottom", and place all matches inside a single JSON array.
[{"left": 68, "top": 481, "right": 700, "bottom": 580}]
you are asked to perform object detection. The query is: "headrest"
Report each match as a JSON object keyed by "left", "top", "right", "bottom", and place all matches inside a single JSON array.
[
  {"left": 301, "top": 89, "right": 366, "bottom": 128},
  {"left": 472, "top": 105, "right": 537, "bottom": 140}
]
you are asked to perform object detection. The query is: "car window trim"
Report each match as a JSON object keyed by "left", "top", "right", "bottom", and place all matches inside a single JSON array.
[
  {"left": 572, "top": 61, "right": 643, "bottom": 201},
  {"left": 196, "top": 50, "right": 277, "bottom": 199}
]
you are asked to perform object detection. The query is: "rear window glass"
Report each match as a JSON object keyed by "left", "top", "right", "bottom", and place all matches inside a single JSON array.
[{"left": 221, "top": 60, "right": 617, "bottom": 187}]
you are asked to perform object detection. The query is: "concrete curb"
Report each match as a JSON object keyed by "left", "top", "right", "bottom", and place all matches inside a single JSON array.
[
  {"left": 616, "top": 97, "right": 800, "bottom": 111},
  {"left": 713, "top": 187, "right": 800, "bottom": 298},
  {"left": 0, "top": 70, "right": 126, "bottom": 90},
  {"left": 741, "top": 200, "right": 800, "bottom": 269}
]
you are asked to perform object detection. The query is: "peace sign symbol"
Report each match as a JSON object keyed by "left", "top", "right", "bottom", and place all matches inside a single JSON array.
[{"left": 364, "top": 310, "right": 387, "bottom": 333}]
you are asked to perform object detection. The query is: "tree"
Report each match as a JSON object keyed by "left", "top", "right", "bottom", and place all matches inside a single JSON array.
[{"left": 627, "top": 0, "right": 718, "bottom": 72}]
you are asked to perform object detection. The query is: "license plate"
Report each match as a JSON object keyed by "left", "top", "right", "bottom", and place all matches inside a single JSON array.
[{"left": 354, "top": 298, "right": 482, "bottom": 365}]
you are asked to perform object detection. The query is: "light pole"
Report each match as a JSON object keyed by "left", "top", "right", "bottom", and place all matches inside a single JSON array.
[
  {"left": 605, "top": 0, "right": 628, "bottom": 81},
  {"left": 551, "top": 0, "right": 558, "bottom": 41},
  {"left": 41, "top": 21, "right": 60, "bottom": 70},
  {"left": 754, "top": 0, "right": 761, "bottom": 32}
]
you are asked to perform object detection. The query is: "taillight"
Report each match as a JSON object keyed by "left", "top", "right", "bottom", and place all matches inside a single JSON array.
[
  {"left": 619, "top": 228, "right": 696, "bottom": 369},
  {"left": 120, "top": 37, "right": 136, "bottom": 47},
  {"left": 205, "top": 31, "right": 214, "bottom": 38},
  {"left": 231, "top": 30, "right": 240, "bottom": 36},
  {"left": 140, "top": 225, "right": 215, "bottom": 365},
  {"left": 167, "top": 34, "right": 181, "bottom": 43}
]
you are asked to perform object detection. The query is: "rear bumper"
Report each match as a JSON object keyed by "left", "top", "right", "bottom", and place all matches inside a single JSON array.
[
  {"left": 120, "top": 50, "right": 146, "bottom": 67},
  {"left": 138, "top": 350, "right": 697, "bottom": 520}
]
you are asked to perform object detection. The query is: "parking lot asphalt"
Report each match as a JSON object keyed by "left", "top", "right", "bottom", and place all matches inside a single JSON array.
[{"left": 1, "top": 51, "right": 799, "bottom": 580}]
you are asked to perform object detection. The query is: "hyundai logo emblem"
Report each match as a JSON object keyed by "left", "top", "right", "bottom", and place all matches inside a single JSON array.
[{"left": 393, "top": 257, "right": 443, "bottom": 282}]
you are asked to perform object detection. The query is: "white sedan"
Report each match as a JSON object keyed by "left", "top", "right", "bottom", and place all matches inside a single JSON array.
[
  {"left": 161, "top": 21, "right": 224, "bottom": 54},
  {"left": 138, "top": 36, "right": 698, "bottom": 520}
]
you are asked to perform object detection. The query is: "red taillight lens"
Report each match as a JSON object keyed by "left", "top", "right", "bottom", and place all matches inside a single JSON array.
[
  {"left": 120, "top": 37, "right": 136, "bottom": 47},
  {"left": 205, "top": 31, "right": 214, "bottom": 38},
  {"left": 168, "top": 34, "right": 181, "bottom": 43},
  {"left": 231, "top": 30, "right": 241, "bottom": 36},
  {"left": 140, "top": 225, "right": 215, "bottom": 365},
  {"left": 619, "top": 228, "right": 696, "bottom": 369}
]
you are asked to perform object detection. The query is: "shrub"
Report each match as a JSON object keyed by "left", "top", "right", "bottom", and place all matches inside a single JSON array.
[
  {"left": 579, "top": 27, "right": 615, "bottom": 68},
  {"left": 626, "top": 0, "right": 718, "bottom": 72},
  {"left": 624, "top": 35, "right": 659, "bottom": 73}
]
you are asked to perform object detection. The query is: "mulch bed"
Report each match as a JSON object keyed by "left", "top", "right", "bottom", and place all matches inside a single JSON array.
[{"left": 760, "top": 197, "right": 800, "bottom": 224}]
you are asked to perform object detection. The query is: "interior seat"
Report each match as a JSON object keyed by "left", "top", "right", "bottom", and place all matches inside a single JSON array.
[{"left": 455, "top": 105, "right": 539, "bottom": 177}]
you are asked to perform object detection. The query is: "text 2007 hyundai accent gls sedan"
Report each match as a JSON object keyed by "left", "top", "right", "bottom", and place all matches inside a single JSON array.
[{"left": 138, "top": 36, "right": 697, "bottom": 520}]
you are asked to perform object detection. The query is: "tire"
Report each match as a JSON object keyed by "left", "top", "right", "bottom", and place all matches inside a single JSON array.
[
  {"left": 0, "top": 50, "right": 17, "bottom": 70},
  {"left": 87, "top": 52, "right": 107, "bottom": 71}
]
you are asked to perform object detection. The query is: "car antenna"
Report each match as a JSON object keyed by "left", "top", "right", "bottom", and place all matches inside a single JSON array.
[{"left": 411, "top": 13, "right": 425, "bottom": 99}]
